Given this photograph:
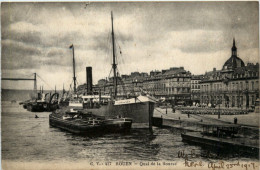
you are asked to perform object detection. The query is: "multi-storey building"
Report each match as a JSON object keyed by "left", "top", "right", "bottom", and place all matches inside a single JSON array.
[
  {"left": 200, "top": 39, "right": 259, "bottom": 108},
  {"left": 93, "top": 72, "right": 148, "bottom": 98},
  {"left": 86, "top": 67, "right": 192, "bottom": 105},
  {"left": 143, "top": 67, "right": 192, "bottom": 105},
  {"left": 191, "top": 75, "right": 202, "bottom": 104}
]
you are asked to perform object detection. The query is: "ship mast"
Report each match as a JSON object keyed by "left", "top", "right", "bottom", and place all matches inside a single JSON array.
[
  {"left": 70, "top": 44, "right": 77, "bottom": 93},
  {"left": 62, "top": 83, "right": 65, "bottom": 96},
  {"left": 111, "top": 11, "right": 117, "bottom": 99}
]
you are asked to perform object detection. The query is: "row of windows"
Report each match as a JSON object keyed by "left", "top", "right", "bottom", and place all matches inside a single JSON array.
[
  {"left": 201, "top": 80, "right": 259, "bottom": 92},
  {"left": 201, "top": 95, "right": 256, "bottom": 106},
  {"left": 144, "top": 77, "right": 191, "bottom": 84},
  {"left": 191, "top": 85, "right": 200, "bottom": 89},
  {"left": 143, "top": 87, "right": 190, "bottom": 92},
  {"left": 233, "top": 71, "right": 258, "bottom": 79}
]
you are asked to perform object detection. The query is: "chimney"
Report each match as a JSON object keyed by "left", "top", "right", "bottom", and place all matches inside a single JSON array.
[
  {"left": 86, "top": 67, "right": 93, "bottom": 93},
  {"left": 213, "top": 68, "right": 216, "bottom": 72}
]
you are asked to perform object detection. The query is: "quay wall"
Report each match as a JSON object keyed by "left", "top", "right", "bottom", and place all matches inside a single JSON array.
[{"left": 155, "top": 117, "right": 259, "bottom": 138}]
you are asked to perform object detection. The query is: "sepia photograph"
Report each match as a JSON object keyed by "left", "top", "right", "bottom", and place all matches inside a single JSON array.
[{"left": 1, "top": 1, "right": 259, "bottom": 170}]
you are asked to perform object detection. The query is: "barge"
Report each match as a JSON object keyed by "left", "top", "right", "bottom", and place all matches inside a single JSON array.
[{"left": 49, "top": 106, "right": 132, "bottom": 134}]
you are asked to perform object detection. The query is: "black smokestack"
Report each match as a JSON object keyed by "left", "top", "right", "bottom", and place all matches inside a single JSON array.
[{"left": 86, "top": 67, "right": 93, "bottom": 93}]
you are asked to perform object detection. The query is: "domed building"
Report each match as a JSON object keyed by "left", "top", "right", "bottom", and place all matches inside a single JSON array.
[
  {"left": 222, "top": 39, "right": 245, "bottom": 70},
  {"left": 200, "top": 39, "right": 259, "bottom": 110}
]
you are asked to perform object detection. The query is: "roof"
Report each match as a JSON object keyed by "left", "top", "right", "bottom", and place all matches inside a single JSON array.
[{"left": 223, "top": 56, "right": 245, "bottom": 70}]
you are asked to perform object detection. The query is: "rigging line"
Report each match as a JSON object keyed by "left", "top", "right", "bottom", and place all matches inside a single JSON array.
[
  {"left": 76, "top": 80, "right": 81, "bottom": 88},
  {"left": 108, "top": 67, "right": 113, "bottom": 79},
  {"left": 114, "top": 39, "right": 125, "bottom": 74}
]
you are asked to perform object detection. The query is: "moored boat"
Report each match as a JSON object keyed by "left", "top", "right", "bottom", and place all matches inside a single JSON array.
[
  {"left": 81, "top": 95, "right": 156, "bottom": 127},
  {"left": 49, "top": 109, "right": 103, "bottom": 134},
  {"left": 25, "top": 92, "right": 59, "bottom": 112},
  {"left": 49, "top": 106, "right": 132, "bottom": 134},
  {"left": 49, "top": 11, "right": 155, "bottom": 135},
  {"left": 79, "top": 11, "right": 156, "bottom": 128}
]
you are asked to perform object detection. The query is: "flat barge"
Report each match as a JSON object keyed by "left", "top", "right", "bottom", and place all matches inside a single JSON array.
[
  {"left": 49, "top": 107, "right": 133, "bottom": 135},
  {"left": 49, "top": 113, "right": 102, "bottom": 134}
]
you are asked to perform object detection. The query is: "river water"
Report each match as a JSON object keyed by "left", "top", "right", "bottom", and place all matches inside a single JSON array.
[{"left": 1, "top": 101, "right": 257, "bottom": 163}]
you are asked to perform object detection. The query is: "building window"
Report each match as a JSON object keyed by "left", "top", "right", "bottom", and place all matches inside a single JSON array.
[{"left": 252, "top": 81, "right": 254, "bottom": 90}]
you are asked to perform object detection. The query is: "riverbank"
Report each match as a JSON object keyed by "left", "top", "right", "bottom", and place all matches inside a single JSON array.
[
  {"left": 153, "top": 108, "right": 259, "bottom": 137},
  {"left": 154, "top": 107, "right": 259, "bottom": 127}
]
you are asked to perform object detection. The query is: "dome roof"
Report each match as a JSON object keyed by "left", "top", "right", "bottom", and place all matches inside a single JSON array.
[
  {"left": 222, "top": 39, "right": 245, "bottom": 70},
  {"left": 223, "top": 56, "right": 245, "bottom": 70}
]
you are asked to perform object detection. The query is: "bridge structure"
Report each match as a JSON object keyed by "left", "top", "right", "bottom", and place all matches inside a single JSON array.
[{"left": 1, "top": 73, "right": 37, "bottom": 91}]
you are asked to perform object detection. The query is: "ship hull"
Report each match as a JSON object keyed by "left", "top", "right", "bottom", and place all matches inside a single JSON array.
[
  {"left": 103, "top": 118, "right": 132, "bottom": 133},
  {"left": 49, "top": 114, "right": 102, "bottom": 134},
  {"left": 85, "top": 101, "right": 155, "bottom": 127},
  {"left": 27, "top": 103, "right": 46, "bottom": 112},
  {"left": 49, "top": 114, "right": 133, "bottom": 134}
]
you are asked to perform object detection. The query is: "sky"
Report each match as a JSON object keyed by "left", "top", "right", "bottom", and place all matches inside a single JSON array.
[{"left": 1, "top": 2, "right": 259, "bottom": 90}]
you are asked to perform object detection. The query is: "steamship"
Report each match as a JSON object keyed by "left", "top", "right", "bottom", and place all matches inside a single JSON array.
[
  {"left": 81, "top": 12, "right": 156, "bottom": 128},
  {"left": 49, "top": 12, "right": 156, "bottom": 134}
]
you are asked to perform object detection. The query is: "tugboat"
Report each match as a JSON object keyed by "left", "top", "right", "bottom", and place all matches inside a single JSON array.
[
  {"left": 26, "top": 92, "right": 47, "bottom": 112},
  {"left": 25, "top": 92, "right": 59, "bottom": 112}
]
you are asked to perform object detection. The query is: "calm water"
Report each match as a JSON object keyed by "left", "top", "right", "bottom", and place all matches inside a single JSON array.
[{"left": 1, "top": 101, "right": 257, "bottom": 162}]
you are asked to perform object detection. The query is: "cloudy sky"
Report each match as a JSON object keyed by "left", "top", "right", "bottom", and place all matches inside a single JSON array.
[{"left": 1, "top": 2, "right": 259, "bottom": 90}]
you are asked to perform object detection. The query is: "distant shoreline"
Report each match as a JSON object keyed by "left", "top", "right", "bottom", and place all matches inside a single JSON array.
[{"left": 1, "top": 89, "right": 62, "bottom": 101}]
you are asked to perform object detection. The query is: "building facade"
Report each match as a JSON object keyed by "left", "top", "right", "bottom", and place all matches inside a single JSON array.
[
  {"left": 142, "top": 67, "right": 192, "bottom": 105},
  {"left": 200, "top": 39, "right": 259, "bottom": 108},
  {"left": 191, "top": 75, "right": 202, "bottom": 104},
  {"left": 87, "top": 67, "right": 192, "bottom": 105}
]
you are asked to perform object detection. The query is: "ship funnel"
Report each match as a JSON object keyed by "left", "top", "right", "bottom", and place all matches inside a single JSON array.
[{"left": 86, "top": 67, "right": 93, "bottom": 94}]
